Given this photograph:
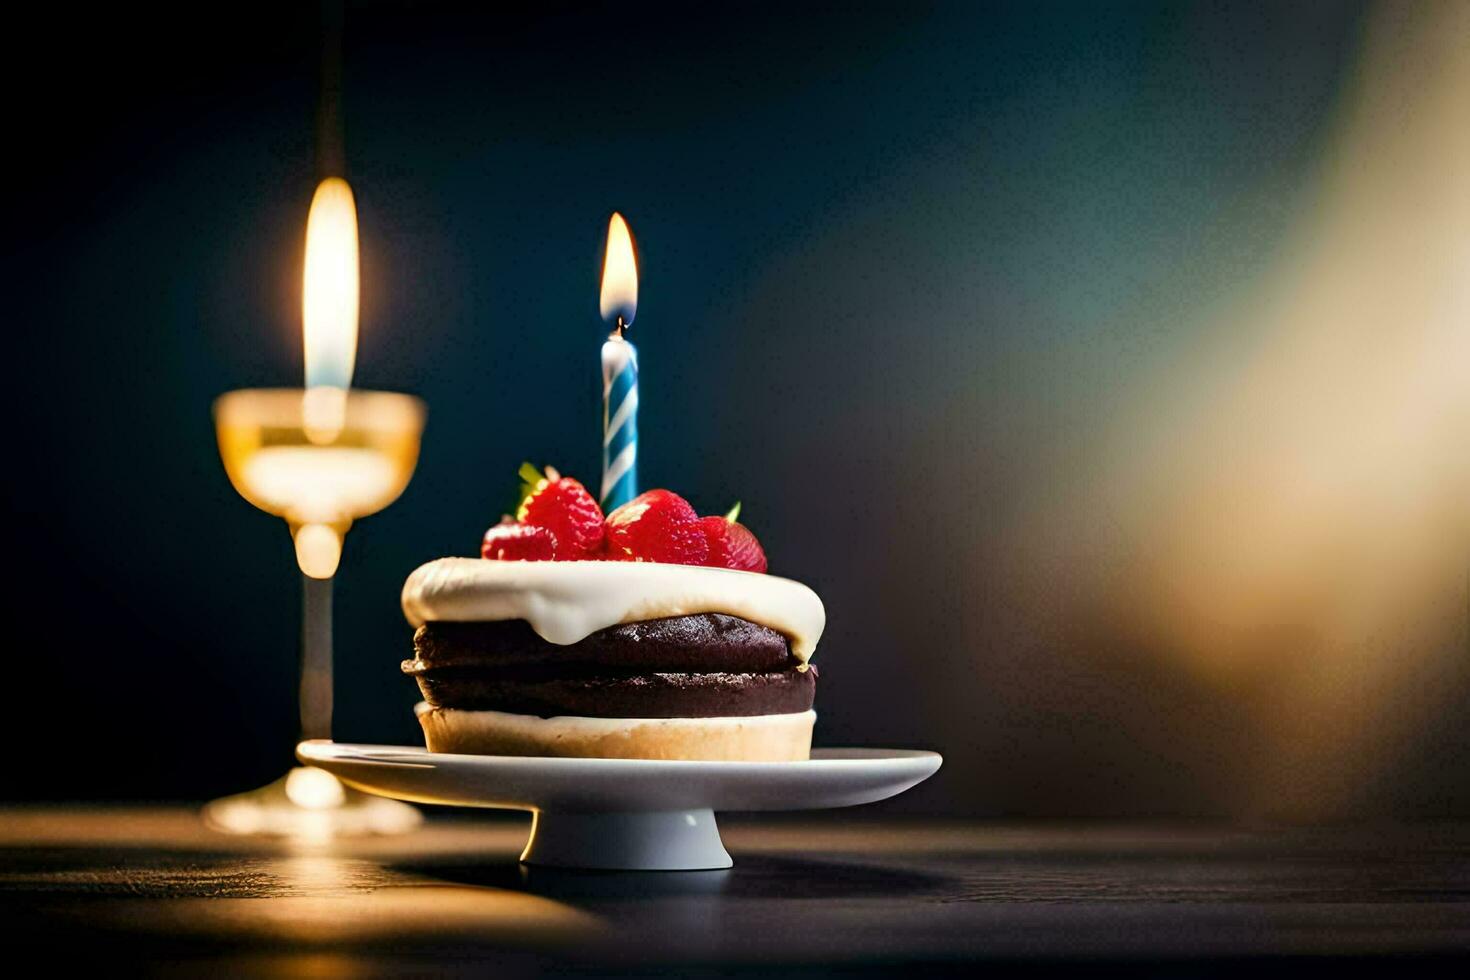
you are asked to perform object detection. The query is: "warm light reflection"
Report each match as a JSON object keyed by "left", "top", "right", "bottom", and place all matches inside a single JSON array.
[
  {"left": 599, "top": 212, "right": 638, "bottom": 327},
  {"left": 294, "top": 523, "right": 344, "bottom": 580},
  {"left": 284, "top": 766, "right": 347, "bottom": 810},
  {"left": 302, "top": 384, "right": 348, "bottom": 446},
  {"left": 1029, "top": 1, "right": 1470, "bottom": 820},
  {"left": 302, "top": 177, "right": 359, "bottom": 440}
]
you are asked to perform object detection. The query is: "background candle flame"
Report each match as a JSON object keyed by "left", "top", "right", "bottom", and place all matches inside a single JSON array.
[
  {"left": 302, "top": 177, "right": 359, "bottom": 392},
  {"left": 599, "top": 212, "right": 638, "bottom": 328}
]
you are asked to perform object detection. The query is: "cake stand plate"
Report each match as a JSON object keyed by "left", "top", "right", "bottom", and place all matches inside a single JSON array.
[{"left": 297, "top": 740, "right": 942, "bottom": 871}]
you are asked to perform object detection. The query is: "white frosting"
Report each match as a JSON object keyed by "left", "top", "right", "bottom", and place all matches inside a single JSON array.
[{"left": 401, "top": 558, "right": 826, "bottom": 662}]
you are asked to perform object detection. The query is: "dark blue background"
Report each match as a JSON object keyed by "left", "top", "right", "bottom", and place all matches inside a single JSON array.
[{"left": 11, "top": 2, "right": 1432, "bottom": 816}]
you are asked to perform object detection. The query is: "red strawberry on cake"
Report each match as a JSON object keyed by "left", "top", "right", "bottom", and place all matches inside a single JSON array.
[
  {"left": 699, "top": 503, "right": 768, "bottom": 573},
  {"left": 605, "top": 489, "right": 709, "bottom": 565},
  {"left": 481, "top": 520, "right": 556, "bottom": 561},
  {"left": 517, "top": 465, "right": 605, "bottom": 559}
]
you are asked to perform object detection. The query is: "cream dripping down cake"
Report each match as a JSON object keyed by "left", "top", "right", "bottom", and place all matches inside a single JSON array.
[{"left": 400, "top": 468, "right": 825, "bottom": 761}]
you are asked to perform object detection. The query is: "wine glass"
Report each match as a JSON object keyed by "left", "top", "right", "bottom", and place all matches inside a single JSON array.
[{"left": 204, "top": 386, "right": 426, "bottom": 837}]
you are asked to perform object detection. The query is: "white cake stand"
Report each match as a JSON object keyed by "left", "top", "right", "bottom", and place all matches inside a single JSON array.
[{"left": 297, "top": 740, "right": 942, "bottom": 871}]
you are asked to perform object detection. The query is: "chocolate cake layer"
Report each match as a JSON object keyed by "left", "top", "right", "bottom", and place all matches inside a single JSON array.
[
  {"left": 406, "top": 614, "right": 795, "bottom": 674},
  {"left": 409, "top": 665, "right": 817, "bottom": 718}
]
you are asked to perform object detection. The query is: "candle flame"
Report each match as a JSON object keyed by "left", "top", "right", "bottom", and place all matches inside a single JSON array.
[
  {"left": 302, "top": 178, "right": 359, "bottom": 441},
  {"left": 599, "top": 212, "right": 638, "bottom": 329},
  {"left": 303, "top": 178, "right": 359, "bottom": 388}
]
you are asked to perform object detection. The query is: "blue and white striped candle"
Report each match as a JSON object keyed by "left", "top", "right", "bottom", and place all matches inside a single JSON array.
[
  {"left": 601, "top": 331, "right": 638, "bottom": 509},
  {"left": 599, "top": 213, "right": 640, "bottom": 511}
]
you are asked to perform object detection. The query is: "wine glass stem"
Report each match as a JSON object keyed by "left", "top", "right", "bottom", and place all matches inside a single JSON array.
[{"left": 300, "top": 573, "right": 334, "bottom": 741}]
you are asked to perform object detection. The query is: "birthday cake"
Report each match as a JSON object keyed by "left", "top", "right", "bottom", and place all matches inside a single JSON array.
[{"left": 401, "top": 469, "right": 825, "bottom": 761}]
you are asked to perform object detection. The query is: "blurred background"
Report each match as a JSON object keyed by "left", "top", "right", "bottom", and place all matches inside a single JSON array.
[{"left": 5, "top": 0, "right": 1466, "bottom": 819}]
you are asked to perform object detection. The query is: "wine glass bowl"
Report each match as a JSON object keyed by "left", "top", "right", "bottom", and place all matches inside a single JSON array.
[{"left": 215, "top": 388, "right": 424, "bottom": 575}]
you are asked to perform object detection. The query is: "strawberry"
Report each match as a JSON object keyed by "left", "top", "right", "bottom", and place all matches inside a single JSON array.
[
  {"left": 517, "top": 465, "right": 605, "bottom": 559},
  {"left": 604, "top": 489, "right": 710, "bottom": 565},
  {"left": 482, "top": 520, "right": 556, "bottom": 561},
  {"left": 699, "top": 516, "right": 768, "bottom": 573}
]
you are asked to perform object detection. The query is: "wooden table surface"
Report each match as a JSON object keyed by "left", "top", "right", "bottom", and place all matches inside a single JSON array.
[{"left": 3, "top": 807, "right": 1467, "bottom": 976}]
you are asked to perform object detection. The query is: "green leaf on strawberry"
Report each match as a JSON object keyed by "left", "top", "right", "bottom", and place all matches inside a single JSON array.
[{"left": 516, "top": 461, "right": 545, "bottom": 509}]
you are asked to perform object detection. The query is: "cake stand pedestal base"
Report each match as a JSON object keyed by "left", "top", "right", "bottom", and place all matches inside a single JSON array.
[
  {"left": 521, "top": 808, "right": 732, "bottom": 870},
  {"left": 202, "top": 767, "right": 423, "bottom": 838}
]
